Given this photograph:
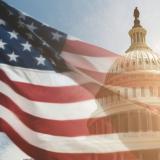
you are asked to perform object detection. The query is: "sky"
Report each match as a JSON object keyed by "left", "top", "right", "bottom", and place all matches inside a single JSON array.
[{"left": 1, "top": 0, "right": 160, "bottom": 159}]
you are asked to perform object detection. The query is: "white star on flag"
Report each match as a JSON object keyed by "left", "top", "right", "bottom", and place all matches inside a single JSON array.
[
  {"left": 19, "top": 13, "right": 26, "bottom": 21},
  {"left": 21, "top": 41, "right": 32, "bottom": 52},
  {"left": 7, "top": 52, "right": 19, "bottom": 62},
  {"left": 8, "top": 10, "right": 13, "bottom": 16},
  {"left": 52, "top": 32, "right": 63, "bottom": 41},
  {"left": 0, "top": 19, "right": 6, "bottom": 26},
  {"left": 18, "top": 20, "right": 25, "bottom": 28},
  {"left": 27, "top": 23, "right": 37, "bottom": 32},
  {"left": 8, "top": 31, "right": 18, "bottom": 39},
  {"left": 42, "top": 40, "right": 49, "bottom": 47},
  {"left": 35, "top": 55, "right": 46, "bottom": 65},
  {"left": 0, "top": 39, "right": 6, "bottom": 49}
]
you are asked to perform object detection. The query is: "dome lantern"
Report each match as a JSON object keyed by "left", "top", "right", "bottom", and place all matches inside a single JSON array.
[{"left": 126, "top": 7, "right": 151, "bottom": 52}]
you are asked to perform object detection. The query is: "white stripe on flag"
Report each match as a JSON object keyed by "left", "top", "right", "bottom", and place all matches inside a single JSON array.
[
  {"left": 62, "top": 51, "right": 117, "bottom": 73},
  {"left": 1, "top": 106, "right": 160, "bottom": 153},
  {"left": 0, "top": 81, "right": 99, "bottom": 120},
  {"left": 2, "top": 80, "right": 158, "bottom": 120},
  {"left": 0, "top": 64, "right": 91, "bottom": 86}
]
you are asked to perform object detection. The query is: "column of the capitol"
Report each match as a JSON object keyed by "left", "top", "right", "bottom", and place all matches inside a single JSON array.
[{"left": 88, "top": 7, "right": 160, "bottom": 160}]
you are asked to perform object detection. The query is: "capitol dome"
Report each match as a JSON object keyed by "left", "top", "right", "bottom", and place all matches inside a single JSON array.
[
  {"left": 88, "top": 7, "right": 160, "bottom": 160},
  {"left": 109, "top": 13, "right": 160, "bottom": 74},
  {"left": 109, "top": 49, "right": 160, "bottom": 73}
]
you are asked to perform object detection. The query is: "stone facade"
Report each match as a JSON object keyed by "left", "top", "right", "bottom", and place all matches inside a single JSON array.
[{"left": 88, "top": 8, "right": 160, "bottom": 160}]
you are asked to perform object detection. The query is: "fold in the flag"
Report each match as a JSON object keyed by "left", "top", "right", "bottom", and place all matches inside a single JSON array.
[{"left": 0, "top": 0, "right": 159, "bottom": 160}]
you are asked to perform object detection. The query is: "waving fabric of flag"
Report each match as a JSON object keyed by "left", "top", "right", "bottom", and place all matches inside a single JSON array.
[
  {"left": 0, "top": 1, "right": 122, "bottom": 159},
  {"left": 1, "top": 1, "right": 157, "bottom": 160}
]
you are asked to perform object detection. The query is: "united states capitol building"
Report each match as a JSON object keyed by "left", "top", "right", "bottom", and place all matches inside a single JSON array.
[{"left": 88, "top": 8, "right": 160, "bottom": 160}]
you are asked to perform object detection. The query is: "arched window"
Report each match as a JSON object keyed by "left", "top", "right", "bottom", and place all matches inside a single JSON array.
[
  {"left": 129, "top": 110, "right": 139, "bottom": 132},
  {"left": 139, "top": 59, "right": 142, "bottom": 65},
  {"left": 152, "top": 113, "right": 160, "bottom": 131},
  {"left": 121, "top": 63, "right": 123, "bottom": 68},
  {"left": 132, "top": 60, "right": 136, "bottom": 66},
  {"left": 137, "top": 32, "right": 139, "bottom": 42},
  {"left": 119, "top": 112, "right": 128, "bottom": 132},
  {"left": 141, "top": 32, "right": 143, "bottom": 42},
  {"left": 152, "top": 59, "right": 156, "bottom": 65},
  {"left": 111, "top": 114, "right": 119, "bottom": 133},
  {"left": 145, "top": 59, "right": 149, "bottom": 64},
  {"left": 126, "top": 62, "right": 129, "bottom": 67},
  {"left": 141, "top": 87, "right": 145, "bottom": 97},
  {"left": 105, "top": 117, "right": 112, "bottom": 134},
  {"left": 133, "top": 33, "right": 136, "bottom": 43},
  {"left": 124, "top": 88, "right": 128, "bottom": 98},
  {"left": 149, "top": 87, "right": 154, "bottom": 96},
  {"left": 133, "top": 87, "right": 136, "bottom": 97},
  {"left": 118, "top": 90, "right": 120, "bottom": 101},
  {"left": 140, "top": 110, "right": 149, "bottom": 131}
]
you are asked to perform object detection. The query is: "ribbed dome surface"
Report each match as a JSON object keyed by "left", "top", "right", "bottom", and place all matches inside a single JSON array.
[{"left": 110, "top": 49, "right": 160, "bottom": 73}]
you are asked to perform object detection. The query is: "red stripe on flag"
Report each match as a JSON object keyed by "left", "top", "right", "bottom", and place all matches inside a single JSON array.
[
  {"left": 76, "top": 67, "right": 107, "bottom": 84},
  {"left": 1, "top": 120, "right": 141, "bottom": 160},
  {"left": 0, "top": 69, "right": 99, "bottom": 103},
  {"left": 0, "top": 92, "right": 88, "bottom": 136},
  {"left": 0, "top": 92, "right": 117, "bottom": 136},
  {"left": 63, "top": 39, "right": 119, "bottom": 57}
]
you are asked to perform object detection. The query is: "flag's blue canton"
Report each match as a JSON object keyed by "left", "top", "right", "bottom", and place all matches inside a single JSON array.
[{"left": 0, "top": 0, "right": 67, "bottom": 71}]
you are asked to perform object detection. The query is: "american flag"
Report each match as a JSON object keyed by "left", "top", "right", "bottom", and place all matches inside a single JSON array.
[
  {"left": 0, "top": 0, "right": 158, "bottom": 160},
  {"left": 0, "top": 0, "right": 120, "bottom": 159}
]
